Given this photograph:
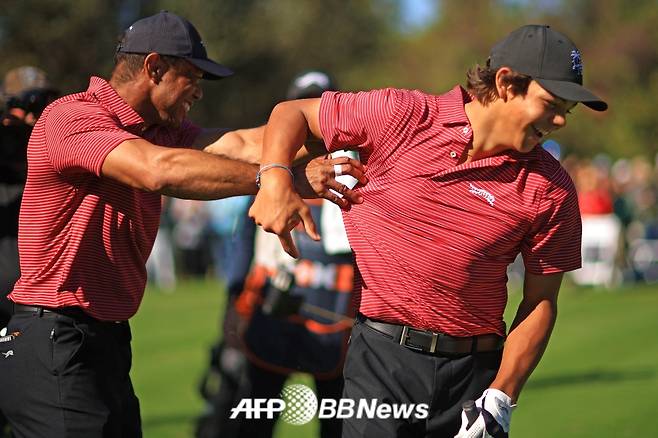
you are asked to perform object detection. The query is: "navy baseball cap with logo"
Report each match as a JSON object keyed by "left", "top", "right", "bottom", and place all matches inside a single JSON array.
[
  {"left": 489, "top": 25, "right": 607, "bottom": 111},
  {"left": 116, "top": 11, "right": 233, "bottom": 80}
]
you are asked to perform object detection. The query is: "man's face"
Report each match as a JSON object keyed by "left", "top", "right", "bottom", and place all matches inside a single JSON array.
[
  {"left": 501, "top": 80, "right": 576, "bottom": 153},
  {"left": 151, "top": 59, "right": 203, "bottom": 128}
]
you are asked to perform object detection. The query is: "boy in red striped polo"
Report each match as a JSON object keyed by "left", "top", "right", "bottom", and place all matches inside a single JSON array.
[
  {"left": 0, "top": 11, "right": 365, "bottom": 438},
  {"left": 250, "top": 25, "right": 607, "bottom": 437}
]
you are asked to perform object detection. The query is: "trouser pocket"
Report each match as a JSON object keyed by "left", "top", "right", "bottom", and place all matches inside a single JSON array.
[{"left": 50, "top": 316, "right": 86, "bottom": 376}]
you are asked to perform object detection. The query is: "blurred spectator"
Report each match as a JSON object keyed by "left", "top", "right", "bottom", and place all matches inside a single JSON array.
[
  {"left": 1, "top": 66, "right": 59, "bottom": 324},
  {"left": 146, "top": 197, "right": 177, "bottom": 291},
  {"left": 0, "top": 64, "right": 59, "bottom": 438},
  {"left": 195, "top": 71, "right": 352, "bottom": 438},
  {"left": 565, "top": 153, "right": 658, "bottom": 285},
  {"left": 207, "top": 196, "right": 254, "bottom": 285},
  {"left": 571, "top": 159, "right": 621, "bottom": 286},
  {"left": 623, "top": 157, "right": 658, "bottom": 281},
  {"left": 170, "top": 198, "right": 212, "bottom": 277}
]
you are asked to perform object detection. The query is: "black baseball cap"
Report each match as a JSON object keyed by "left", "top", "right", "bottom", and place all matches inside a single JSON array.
[
  {"left": 116, "top": 11, "right": 233, "bottom": 80},
  {"left": 490, "top": 25, "right": 607, "bottom": 111}
]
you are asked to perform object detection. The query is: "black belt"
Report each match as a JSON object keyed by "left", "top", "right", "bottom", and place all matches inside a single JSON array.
[
  {"left": 13, "top": 304, "right": 106, "bottom": 323},
  {"left": 359, "top": 314, "right": 504, "bottom": 355}
]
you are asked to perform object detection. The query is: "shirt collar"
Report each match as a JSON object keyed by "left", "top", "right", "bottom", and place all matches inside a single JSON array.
[
  {"left": 436, "top": 85, "right": 472, "bottom": 126},
  {"left": 437, "top": 85, "right": 542, "bottom": 162},
  {"left": 87, "top": 76, "right": 144, "bottom": 128}
]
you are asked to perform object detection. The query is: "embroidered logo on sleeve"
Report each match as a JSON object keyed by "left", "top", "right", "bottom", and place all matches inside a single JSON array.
[
  {"left": 1, "top": 350, "right": 14, "bottom": 358},
  {"left": 468, "top": 183, "right": 495, "bottom": 206}
]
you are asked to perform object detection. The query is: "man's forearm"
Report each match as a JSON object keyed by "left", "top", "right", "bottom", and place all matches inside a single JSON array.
[
  {"left": 489, "top": 298, "right": 557, "bottom": 402},
  {"left": 156, "top": 147, "right": 259, "bottom": 199},
  {"left": 200, "top": 127, "right": 262, "bottom": 164},
  {"left": 200, "top": 125, "right": 324, "bottom": 167}
]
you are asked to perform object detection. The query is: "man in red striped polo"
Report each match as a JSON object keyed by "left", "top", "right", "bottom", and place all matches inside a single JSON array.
[
  {"left": 0, "top": 11, "right": 365, "bottom": 438},
  {"left": 249, "top": 25, "right": 607, "bottom": 437}
]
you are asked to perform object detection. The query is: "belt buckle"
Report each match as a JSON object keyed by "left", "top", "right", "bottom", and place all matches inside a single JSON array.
[{"left": 400, "top": 326, "right": 439, "bottom": 354}]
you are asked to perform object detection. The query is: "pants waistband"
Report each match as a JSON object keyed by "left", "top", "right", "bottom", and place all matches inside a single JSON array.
[
  {"left": 12, "top": 304, "right": 124, "bottom": 324},
  {"left": 358, "top": 313, "right": 504, "bottom": 355}
]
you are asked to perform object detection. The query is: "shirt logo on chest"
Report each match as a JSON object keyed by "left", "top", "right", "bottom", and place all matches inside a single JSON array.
[{"left": 468, "top": 183, "right": 495, "bottom": 207}]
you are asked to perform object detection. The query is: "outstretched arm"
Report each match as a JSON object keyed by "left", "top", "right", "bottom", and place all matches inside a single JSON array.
[
  {"left": 101, "top": 127, "right": 365, "bottom": 205},
  {"left": 196, "top": 125, "right": 330, "bottom": 165},
  {"left": 102, "top": 138, "right": 259, "bottom": 199}
]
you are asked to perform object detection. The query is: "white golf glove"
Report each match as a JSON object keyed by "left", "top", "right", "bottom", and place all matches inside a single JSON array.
[
  {"left": 454, "top": 388, "right": 516, "bottom": 438},
  {"left": 453, "top": 414, "right": 491, "bottom": 438}
]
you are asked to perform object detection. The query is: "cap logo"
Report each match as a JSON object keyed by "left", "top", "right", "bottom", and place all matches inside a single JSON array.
[{"left": 570, "top": 49, "right": 583, "bottom": 76}]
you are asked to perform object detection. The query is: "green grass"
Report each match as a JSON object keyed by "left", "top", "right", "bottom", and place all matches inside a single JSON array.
[{"left": 131, "top": 279, "right": 658, "bottom": 437}]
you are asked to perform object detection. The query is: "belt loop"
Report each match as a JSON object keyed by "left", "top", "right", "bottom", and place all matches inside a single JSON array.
[
  {"left": 399, "top": 326, "right": 409, "bottom": 346},
  {"left": 471, "top": 335, "right": 478, "bottom": 354},
  {"left": 429, "top": 332, "right": 439, "bottom": 353}
]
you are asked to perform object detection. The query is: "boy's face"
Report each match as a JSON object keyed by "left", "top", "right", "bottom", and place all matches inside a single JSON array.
[{"left": 502, "top": 80, "right": 576, "bottom": 153}]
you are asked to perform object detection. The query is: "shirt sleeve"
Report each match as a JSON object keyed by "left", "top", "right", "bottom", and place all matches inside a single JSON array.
[
  {"left": 319, "top": 88, "right": 399, "bottom": 157},
  {"left": 522, "top": 166, "right": 582, "bottom": 274},
  {"left": 44, "top": 101, "right": 141, "bottom": 176}
]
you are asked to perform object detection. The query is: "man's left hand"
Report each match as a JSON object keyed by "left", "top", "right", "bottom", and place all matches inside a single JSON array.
[{"left": 293, "top": 154, "right": 367, "bottom": 208}]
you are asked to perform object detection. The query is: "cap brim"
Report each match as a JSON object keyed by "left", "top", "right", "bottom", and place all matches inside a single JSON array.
[
  {"left": 187, "top": 58, "right": 233, "bottom": 80},
  {"left": 536, "top": 78, "right": 607, "bottom": 111}
]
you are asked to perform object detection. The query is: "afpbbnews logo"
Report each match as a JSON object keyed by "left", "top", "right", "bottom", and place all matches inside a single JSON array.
[{"left": 230, "top": 384, "right": 429, "bottom": 425}]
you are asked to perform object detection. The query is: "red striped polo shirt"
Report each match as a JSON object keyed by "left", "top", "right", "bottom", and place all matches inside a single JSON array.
[
  {"left": 319, "top": 86, "right": 582, "bottom": 336},
  {"left": 9, "top": 77, "right": 200, "bottom": 321}
]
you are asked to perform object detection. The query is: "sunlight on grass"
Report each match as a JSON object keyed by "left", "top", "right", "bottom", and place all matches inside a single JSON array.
[{"left": 131, "top": 279, "right": 658, "bottom": 437}]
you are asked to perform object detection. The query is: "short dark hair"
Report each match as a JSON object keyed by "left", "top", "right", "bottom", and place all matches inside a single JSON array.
[
  {"left": 111, "top": 52, "right": 146, "bottom": 84},
  {"left": 111, "top": 52, "right": 188, "bottom": 84},
  {"left": 466, "top": 59, "right": 532, "bottom": 105}
]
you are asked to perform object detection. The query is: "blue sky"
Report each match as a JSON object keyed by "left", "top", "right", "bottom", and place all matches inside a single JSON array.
[{"left": 400, "top": 0, "right": 439, "bottom": 31}]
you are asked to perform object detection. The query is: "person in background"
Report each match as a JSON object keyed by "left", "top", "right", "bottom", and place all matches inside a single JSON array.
[
  {"left": 571, "top": 159, "right": 621, "bottom": 286},
  {"left": 146, "top": 196, "right": 177, "bottom": 291},
  {"left": 196, "top": 71, "right": 354, "bottom": 438},
  {"left": 206, "top": 195, "right": 254, "bottom": 285},
  {"left": 235, "top": 70, "right": 354, "bottom": 438},
  {"left": 0, "top": 64, "right": 59, "bottom": 438}
]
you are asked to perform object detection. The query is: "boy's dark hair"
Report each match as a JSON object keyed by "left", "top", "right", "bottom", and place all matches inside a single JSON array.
[{"left": 466, "top": 59, "right": 532, "bottom": 105}]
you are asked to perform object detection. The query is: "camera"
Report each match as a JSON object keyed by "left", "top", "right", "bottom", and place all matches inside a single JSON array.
[
  {"left": 261, "top": 268, "right": 304, "bottom": 318},
  {"left": 5, "top": 87, "right": 59, "bottom": 118}
]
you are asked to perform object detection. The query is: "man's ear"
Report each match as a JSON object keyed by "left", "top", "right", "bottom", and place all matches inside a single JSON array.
[
  {"left": 144, "top": 53, "right": 166, "bottom": 84},
  {"left": 494, "top": 67, "right": 513, "bottom": 102}
]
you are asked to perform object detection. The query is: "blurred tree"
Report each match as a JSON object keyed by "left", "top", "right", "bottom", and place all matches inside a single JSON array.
[
  {"left": 356, "top": 0, "right": 658, "bottom": 159},
  {"left": 147, "top": 0, "right": 398, "bottom": 127},
  {"left": 0, "top": 0, "right": 124, "bottom": 93},
  {"left": 1, "top": 0, "right": 656, "bottom": 159}
]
